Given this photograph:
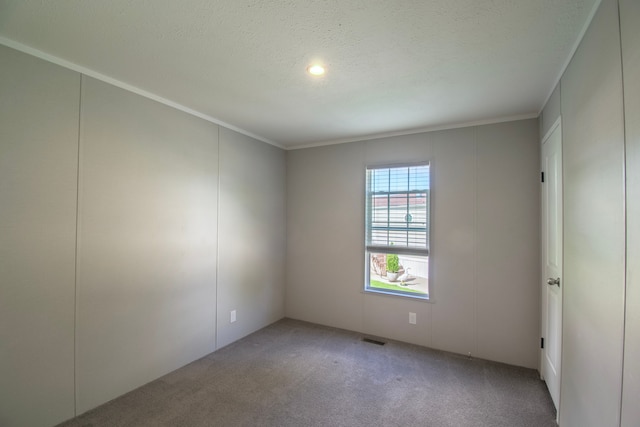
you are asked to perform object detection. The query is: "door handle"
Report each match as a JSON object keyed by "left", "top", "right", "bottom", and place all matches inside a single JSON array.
[{"left": 547, "top": 277, "right": 560, "bottom": 287}]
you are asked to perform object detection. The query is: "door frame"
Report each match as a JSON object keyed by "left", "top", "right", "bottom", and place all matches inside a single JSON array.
[{"left": 540, "top": 116, "right": 563, "bottom": 415}]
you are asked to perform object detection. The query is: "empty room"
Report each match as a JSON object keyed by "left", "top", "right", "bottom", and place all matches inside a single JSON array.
[{"left": 0, "top": 0, "right": 638, "bottom": 426}]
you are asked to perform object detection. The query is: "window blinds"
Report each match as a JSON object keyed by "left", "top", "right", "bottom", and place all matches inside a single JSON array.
[{"left": 365, "top": 163, "right": 430, "bottom": 255}]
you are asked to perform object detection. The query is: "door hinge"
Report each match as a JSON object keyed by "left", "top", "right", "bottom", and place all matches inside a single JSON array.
[
  {"left": 541, "top": 337, "right": 545, "bottom": 349},
  {"left": 541, "top": 172, "right": 545, "bottom": 183}
]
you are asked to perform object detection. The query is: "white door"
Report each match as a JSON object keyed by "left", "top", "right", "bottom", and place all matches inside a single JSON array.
[{"left": 541, "top": 120, "right": 563, "bottom": 410}]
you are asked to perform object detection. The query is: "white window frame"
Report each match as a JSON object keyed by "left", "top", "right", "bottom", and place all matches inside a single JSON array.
[{"left": 364, "top": 162, "right": 431, "bottom": 300}]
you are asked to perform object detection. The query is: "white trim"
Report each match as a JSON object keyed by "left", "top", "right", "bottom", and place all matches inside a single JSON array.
[
  {"left": 0, "top": 37, "right": 284, "bottom": 150},
  {"left": 538, "top": 0, "right": 602, "bottom": 115},
  {"left": 287, "top": 113, "right": 539, "bottom": 150}
]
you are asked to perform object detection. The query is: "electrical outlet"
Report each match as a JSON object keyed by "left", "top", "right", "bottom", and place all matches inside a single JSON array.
[
  {"left": 230, "top": 310, "right": 236, "bottom": 323},
  {"left": 409, "top": 312, "right": 416, "bottom": 325}
]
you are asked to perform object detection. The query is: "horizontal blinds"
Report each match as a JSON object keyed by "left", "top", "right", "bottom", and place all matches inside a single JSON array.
[{"left": 366, "top": 164, "right": 430, "bottom": 252}]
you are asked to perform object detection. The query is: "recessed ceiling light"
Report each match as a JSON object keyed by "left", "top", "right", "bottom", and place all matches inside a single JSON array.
[{"left": 307, "top": 64, "right": 325, "bottom": 76}]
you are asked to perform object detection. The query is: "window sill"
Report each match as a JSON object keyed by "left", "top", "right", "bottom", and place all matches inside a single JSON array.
[{"left": 363, "top": 287, "right": 431, "bottom": 302}]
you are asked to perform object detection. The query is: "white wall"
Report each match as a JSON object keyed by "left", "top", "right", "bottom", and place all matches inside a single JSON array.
[
  {"left": 75, "top": 77, "right": 220, "bottom": 413},
  {"left": 217, "top": 127, "right": 286, "bottom": 349},
  {"left": 0, "top": 44, "right": 286, "bottom": 427},
  {"left": 475, "top": 123, "right": 541, "bottom": 366},
  {"left": 286, "top": 120, "right": 540, "bottom": 369},
  {"left": 558, "top": 0, "right": 626, "bottom": 425},
  {"left": 620, "top": 0, "right": 640, "bottom": 425},
  {"left": 286, "top": 141, "right": 366, "bottom": 333},
  {"left": 0, "top": 44, "right": 79, "bottom": 427}
]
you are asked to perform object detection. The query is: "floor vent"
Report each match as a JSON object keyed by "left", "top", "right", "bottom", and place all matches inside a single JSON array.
[{"left": 362, "top": 338, "right": 386, "bottom": 346}]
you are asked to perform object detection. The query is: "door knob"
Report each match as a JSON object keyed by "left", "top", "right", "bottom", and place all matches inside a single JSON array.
[{"left": 547, "top": 277, "right": 560, "bottom": 287}]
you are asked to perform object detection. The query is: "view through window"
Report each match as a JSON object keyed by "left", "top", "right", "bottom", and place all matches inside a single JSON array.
[{"left": 365, "top": 163, "right": 430, "bottom": 299}]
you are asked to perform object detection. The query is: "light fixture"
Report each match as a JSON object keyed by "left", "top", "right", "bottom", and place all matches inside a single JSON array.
[{"left": 307, "top": 64, "right": 325, "bottom": 76}]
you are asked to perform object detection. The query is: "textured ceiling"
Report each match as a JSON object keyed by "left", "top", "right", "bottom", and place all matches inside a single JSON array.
[{"left": 0, "top": 0, "right": 598, "bottom": 148}]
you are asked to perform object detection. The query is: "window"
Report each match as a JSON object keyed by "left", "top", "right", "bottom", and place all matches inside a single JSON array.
[{"left": 365, "top": 163, "right": 430, "bottom": 299}]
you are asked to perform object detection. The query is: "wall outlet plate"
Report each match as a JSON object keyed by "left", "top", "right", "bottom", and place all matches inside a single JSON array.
[
  {"left": 230, "top": 310, "right": 237, "bottom": 323},
  {"left": 409, "top": 312, "right": 416, "bottom": 324}
]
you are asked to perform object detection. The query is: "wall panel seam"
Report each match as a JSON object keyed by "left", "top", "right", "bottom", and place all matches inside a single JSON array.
[
  {"left": 73, "top": 73, "right": 84, "bottom": 417},
  {"left": 215, "top": 126, "right": 220, "bottom": 351},
  {"left": 473, "top": 126, "right": 479, "bottom": 357},
  {"left": 616, "top": 1, "right": 628, "bottom": 425}
]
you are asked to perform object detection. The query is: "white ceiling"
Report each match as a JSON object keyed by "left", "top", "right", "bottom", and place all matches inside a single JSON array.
[{"left": 0, "top": 0, "right": 598, "bottom": 149}]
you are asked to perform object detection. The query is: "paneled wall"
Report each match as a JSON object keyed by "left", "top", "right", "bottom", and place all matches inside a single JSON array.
[
  {"left": 0, "top": 43, "right": 79, "bottom": 427},
  {"left": 217, "top": 127, "right": 286, "bottom": 349},
  {"left": 286, "top": 141, "right": 366, "bottom": 333},
  {"left": 560, "top": 0, "right": 626, "bottom": 424},
  {"left": 0, "top": 44, "right": 285, "bottom": 427},
  {"left": 475, "top": 123, "right": 541, "bottom": 365},
  {"left": 75, "top": 77, "right": 220, "bottom": 413},
  {"left": 620, "top": 0, "right": 640, "bottom": 425},
  {"left": 286, "top": 119, "right": 540, "bottom": 369},
  {"left": 540, "top": 0, "right": 640, "bottom": 425}
]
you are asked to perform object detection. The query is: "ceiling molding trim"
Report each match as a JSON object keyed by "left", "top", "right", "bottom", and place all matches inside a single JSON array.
[
  {"left": 287, "top": 113, "right": 539, "bottom": 150},
  {"left": 0, "top": 36, "right": 284, "bottom": 150},
  {"left": 538, "top": 0, "right": 602, "bottom": 115}
]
